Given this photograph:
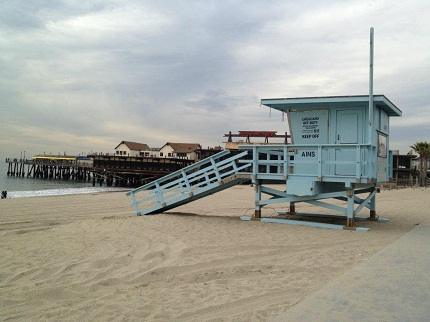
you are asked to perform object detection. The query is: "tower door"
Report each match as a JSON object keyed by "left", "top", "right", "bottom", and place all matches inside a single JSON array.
[{"left": 335, "top": 109, "right": 363, "bottom": 176}]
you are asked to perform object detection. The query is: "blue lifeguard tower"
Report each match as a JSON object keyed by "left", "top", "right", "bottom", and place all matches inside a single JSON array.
[
  {"left": 127, "top": 28, "right": 402, "bottom": 231},
  {"left": 239, "top": 94, "right": 401, "bottom": 230}
]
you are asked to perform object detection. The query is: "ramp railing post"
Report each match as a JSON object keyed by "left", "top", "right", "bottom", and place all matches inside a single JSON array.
[
  {"left": 209, "top": 157, "right": 222, "bottom": 182},
  {"left": 181, "top": 169, "right": 193, "bottom": 196},
  {"left": 154, "top": 181, "right": 165, "bottom": 207},
  {"left": 130, "top": 191, "right": 140, "bottom": 216}
]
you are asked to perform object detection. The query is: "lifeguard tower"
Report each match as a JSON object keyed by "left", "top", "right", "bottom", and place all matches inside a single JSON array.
[
  {"left": 239, "top": 94, "right": 401, "bottom": 230},
  {"left": 127, "top": 28, "right": 402, "bottom": 231}
]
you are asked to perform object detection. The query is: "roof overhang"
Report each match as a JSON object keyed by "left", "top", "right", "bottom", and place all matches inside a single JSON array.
[
  {"left": 261, "top": 95, "right": 402, "bottom": 117},
  {"left": 33, "top": 155, "right": 76, "bottom": 161}
]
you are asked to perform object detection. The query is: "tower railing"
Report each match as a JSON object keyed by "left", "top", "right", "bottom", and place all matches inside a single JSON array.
[{"left": 239, "top": 144, "right": 376, "bottom": 183}]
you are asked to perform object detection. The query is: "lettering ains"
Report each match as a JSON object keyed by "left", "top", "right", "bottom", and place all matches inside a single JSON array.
[{"left": 301, "top": 151, "right": 316, "bottom": 157}]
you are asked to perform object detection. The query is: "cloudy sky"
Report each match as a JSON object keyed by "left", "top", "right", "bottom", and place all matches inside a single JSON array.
[{"left": 1, "top": 0, "right": 429, "bottom": 158}]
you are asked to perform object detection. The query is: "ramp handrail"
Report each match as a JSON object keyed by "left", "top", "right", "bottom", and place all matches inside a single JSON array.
[{"left": 126, "top": 150, "right": 251, "bottom": 215}]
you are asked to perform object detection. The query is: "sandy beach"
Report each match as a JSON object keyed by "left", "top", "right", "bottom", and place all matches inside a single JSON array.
[{"left": 1, "top": 186, "right": 429, "bottom": 321}]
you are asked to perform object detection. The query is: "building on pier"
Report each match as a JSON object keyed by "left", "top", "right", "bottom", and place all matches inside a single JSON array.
[
  {"left": 114, "top": 140, "right": 203, "bottom": 160},
  {"left": 157, "top": 143, "right": 202, "bottom": 160},
  {"left": 114, "top": 141, "right": 150, "bottom": 157}
]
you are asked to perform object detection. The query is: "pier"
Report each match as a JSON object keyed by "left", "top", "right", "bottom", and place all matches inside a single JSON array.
[
  {"left": 5, "top": 154, "right": 197, "bottom": 188},
  {"left": 6, "top": 157, "right": 93, "bottom": 181},
  {"left": 89, "top": 154, "right": 195, "bottom": 187}
]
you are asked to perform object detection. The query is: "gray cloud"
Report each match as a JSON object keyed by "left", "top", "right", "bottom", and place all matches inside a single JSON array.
[{"left": 1, "top": 0, "right": 429, "bottom": 158}]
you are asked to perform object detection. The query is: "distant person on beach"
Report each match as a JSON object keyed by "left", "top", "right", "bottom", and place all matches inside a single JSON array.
[{"left": 1, "top": 191, "right": 7, "bottom": 199}]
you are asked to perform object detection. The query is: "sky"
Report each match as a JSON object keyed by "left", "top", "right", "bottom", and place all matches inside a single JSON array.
[{"left": 1, "top": 0, "right": 429, "bottom": 159}]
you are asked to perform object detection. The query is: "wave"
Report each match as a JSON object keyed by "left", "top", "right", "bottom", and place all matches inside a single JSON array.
[{"left": 5, "top": 187, "right": 129, "bottom": 199}]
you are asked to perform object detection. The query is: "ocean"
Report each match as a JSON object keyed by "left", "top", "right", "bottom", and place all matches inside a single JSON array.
[{"left": 0, "top": 159, "right": 128, "bottom": 198}]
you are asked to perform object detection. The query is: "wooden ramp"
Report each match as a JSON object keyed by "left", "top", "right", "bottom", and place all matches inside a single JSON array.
[{"left": 126, "top": 150, "right": 251, "bottom": 216}]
